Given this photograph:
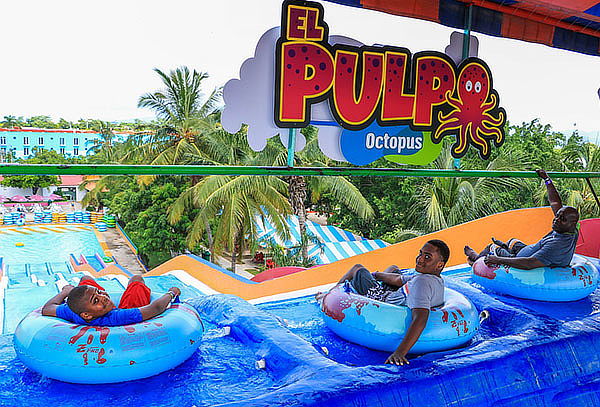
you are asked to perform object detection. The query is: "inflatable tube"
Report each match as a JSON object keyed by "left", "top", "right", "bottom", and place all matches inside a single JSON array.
[
  {"left": 16, "top": 218, "right": 24, "bottom": 226},
  {"left": 14, "top": 296, "right": 203, "bottom": 384},
  {"left": 15, "top": 242, "right": 24, "bottom": 247},
  {"left": 320, "top": 284, "right": 480, "bottom": 354},
  {"left": 472, "top": 255, "right": 599, "bottom": 302},
  {"left": 103, "top": 256, "right": 114, "bottom": 263}
]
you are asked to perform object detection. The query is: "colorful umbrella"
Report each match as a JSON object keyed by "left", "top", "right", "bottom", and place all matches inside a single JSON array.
[
  {"left": 28, "top": 194, "right": 45, "bottom": 201},
  {"left": 0, "top": 195, "right": 8, "bottom": 202},
  {"left": 11, "top": 195, "right": 28, "bottom": 202},
  {"left": 44, "top": 193, "right": 64, "bottom": 201}
]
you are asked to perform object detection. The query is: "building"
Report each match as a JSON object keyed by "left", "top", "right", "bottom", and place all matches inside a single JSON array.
[{"left": 0, "top": 128, "right": 103, "bottom": 159}]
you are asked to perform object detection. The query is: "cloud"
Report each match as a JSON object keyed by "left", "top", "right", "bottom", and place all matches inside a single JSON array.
[
  {"left": 221, "top": 27, "right": 364, "bottom": 161},
  {"left": 222, "top": 27, "right": 306, "bottom": 152}
]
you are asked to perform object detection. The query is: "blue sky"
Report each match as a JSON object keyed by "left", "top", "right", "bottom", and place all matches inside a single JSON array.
[{"left": 1, "top": 0, "right": 599, "bottom": 137}]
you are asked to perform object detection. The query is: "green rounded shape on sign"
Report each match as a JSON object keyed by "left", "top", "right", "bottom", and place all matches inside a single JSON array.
[{"left": 384, "top": 132, "right": 442, "bottom": 166}]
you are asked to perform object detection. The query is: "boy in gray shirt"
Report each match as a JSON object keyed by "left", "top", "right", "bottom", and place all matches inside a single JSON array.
[{"left": 323, "top": 239, "right": 449, "bottom": 365}]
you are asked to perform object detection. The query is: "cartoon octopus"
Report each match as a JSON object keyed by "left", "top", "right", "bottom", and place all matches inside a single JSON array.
[{"left": 433, "top": 62, "right": 506, "bottom": 158}]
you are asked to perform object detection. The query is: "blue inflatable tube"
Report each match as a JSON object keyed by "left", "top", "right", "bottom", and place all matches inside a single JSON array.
[
  {"left": 472, "top": 255, "right": 599, "bottom": 302},
  {"left": 13, "top": 297, "right": 203, "bottom": 384},
  {"left": 320, "top": 284, "right": 480, "bottom": 354}
]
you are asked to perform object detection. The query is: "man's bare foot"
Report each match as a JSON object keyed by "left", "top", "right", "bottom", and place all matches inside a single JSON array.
[{"left": 464, "top": 245, "right": 478, "bottom": 266}]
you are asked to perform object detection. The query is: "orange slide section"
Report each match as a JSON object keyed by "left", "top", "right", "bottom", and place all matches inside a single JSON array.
[{"left": 147, "top": 207, "right": 555, "bottom": 301}]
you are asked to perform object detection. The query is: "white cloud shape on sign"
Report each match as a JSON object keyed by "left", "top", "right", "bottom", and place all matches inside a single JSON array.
[
  {"left": 222, "top": 27, "right": 363, "bottom": 161},
  {"left": 222, "top": 27, "right": 306, "bottom": 152}
]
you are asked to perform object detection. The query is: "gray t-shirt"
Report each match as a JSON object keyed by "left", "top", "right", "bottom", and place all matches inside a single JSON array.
[
  {"left": 517, "top": 230, "right": 578, "bottom": 267},
  {"left": 386, "top": 273, "right": 444, "bottom": 309}
]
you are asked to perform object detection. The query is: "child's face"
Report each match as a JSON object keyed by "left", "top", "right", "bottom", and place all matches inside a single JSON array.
[
  {"left": 80, "top": 286, "right": 115, "bottom": 321},
  {"left": 415, "top": 243, "right": 444, "bottom": 275}
]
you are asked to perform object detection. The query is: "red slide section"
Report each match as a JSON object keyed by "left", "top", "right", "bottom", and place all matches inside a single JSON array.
[
  {"left": 251, "top": 266, "right": 307, "bottom": 282},
  {"left": 576, "top": 218, "right": 600, "bottom": 258}
]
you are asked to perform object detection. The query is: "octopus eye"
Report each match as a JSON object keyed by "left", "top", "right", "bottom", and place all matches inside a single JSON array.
[
  {"left": 465, "top": 80, "right": 473, "bottom": 92},
  {"left": 475, "top": 81, "right": 482, "bottom": 93}
]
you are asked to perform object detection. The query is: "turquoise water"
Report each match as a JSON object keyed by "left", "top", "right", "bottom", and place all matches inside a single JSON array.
[{"left": 0, "top": 225, "right": 104, "bottom": 264}]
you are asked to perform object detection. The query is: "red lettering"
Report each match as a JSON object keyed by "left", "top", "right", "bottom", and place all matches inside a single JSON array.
[
  {"left": 286, "top": 6, "right": 324, "bottom": 41},
  {"left": 305, "top": 9, "right": 323, "bottom": 40},
  {"left": 413, "top": 56, "right": 455, "bottom": 126},
  {"left": 287, "top": 7, "right": 305, "bottom": 39},
  {"left": 97, "top": 348, "right": 107, "bottom": 364},
  {"left": 381, "top": 51, "right": 414, "bottom": 121},
  {"left": 278, "top": 42, "right": 334, "bottom": 124},
  {"left": 332, "top": 50, "right": 383, "bottom": 126}
]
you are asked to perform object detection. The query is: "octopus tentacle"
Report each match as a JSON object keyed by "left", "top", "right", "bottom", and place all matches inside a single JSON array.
[
  {"left": 452, "top": 124, "right": 470, "bottom": 156},
  {"left": 443, "top": 91, "right": 463, "bottom": 112},
  {"left": 433, "top": 117, "right": 461, "bottom": 142},
  {"left": 469, "top": 124, "right": 491, "bottom": 157},
  {"left": 479, "top": 123, "right": 504, "bottom": 144},
  {"left": 481, "top": 110, "right": 505, "bottom": 127},
  {"left": 480, "top": 93, "right": 497, "bottom": 111}
]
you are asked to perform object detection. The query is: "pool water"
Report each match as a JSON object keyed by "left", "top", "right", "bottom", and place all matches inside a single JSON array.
[{"left": 0, "top": 225, "right": 104, "bottom": 264}]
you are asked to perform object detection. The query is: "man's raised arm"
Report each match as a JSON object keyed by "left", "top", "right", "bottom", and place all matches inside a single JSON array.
[{"left": 537, "top": 169, "right": 562, "bottom": 215}]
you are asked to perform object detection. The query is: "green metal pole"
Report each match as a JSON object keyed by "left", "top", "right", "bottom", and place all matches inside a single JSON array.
[
  {"left": 461, "top": 4, "right": 473, "bottom": 61},
  {"left": 1, "top": 164, "right": 599, "bottom": 179},
  {"left": 455, "top": 3, "right": 473, "bottom": 170},
  {"left": 585, "top": 178, "right": 600, "bottom": 210},
  {"left": 286, "top": 128, "right": 297, "bottom": 167}
]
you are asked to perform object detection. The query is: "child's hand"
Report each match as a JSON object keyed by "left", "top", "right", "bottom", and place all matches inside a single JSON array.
[{"left": 168, "top": 287, "right": 181, "bottom": 297}]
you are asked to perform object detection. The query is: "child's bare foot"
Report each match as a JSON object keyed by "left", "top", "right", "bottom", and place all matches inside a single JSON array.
[{"left": 464, "top": 245, "right": 478, "bottom": 266}]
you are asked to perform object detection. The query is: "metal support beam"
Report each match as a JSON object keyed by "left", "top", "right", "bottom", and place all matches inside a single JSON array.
[
  {"left": 1, "top": 164, "right": 599, "bottom": 179},
  {"left": 286, "top": 128, "right": 297, "bottom": 167},
  {"left": 585, "top": 178, "right": 600, "bottom": 210}
]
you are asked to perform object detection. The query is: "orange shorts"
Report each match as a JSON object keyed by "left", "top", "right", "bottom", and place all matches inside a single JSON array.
[{"left": 118, "top": 281, "right": 151, "bottom": 309}]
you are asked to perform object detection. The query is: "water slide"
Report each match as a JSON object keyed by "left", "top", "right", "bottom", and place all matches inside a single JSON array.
[
  {"left": 4, "top": 207, "right": 600, "bottom": 406},
  {"left": 143, "top": 207, "right": 558, "bottom": 301}
]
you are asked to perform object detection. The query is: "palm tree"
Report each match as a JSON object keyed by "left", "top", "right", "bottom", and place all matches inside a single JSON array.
[
  {"left": 169, "top": 174, "right": 292, "bottom": 273},
  {"left": 135, "top": 66, "right": 222, "bottom": 167},
  {"left": 536, "top": 134, "right": 600, "bottom": 218},
  {"left": 86, "top": 122, "right": 115, "bottom": 161},
  {"left": 411, "top": 144, "right": 527, "bottom": 232},
  {"left": 284, "top": 127, "right": 375, "bottom": 259}
]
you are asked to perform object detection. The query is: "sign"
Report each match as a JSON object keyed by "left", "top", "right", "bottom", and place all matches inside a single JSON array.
[
  {"left": 222, "top": 0, "right": 506, "bottom": 165},
  {"left": 274, "top": 0, "right": 506, "bottom": 161}
]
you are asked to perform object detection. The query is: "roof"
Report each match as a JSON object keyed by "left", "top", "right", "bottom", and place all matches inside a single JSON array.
[
  {"left": 255, "top": 214, "right": 389, "bottom": 264},
  {"left": 325, "top": 0, "right": 600, "bottom": 57},
  {"left": 57, "top": 175, "right": 84, "bottom": 186}
]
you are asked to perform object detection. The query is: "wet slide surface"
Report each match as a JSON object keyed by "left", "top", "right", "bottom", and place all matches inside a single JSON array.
[
  {"left": 2, "top": 208, "right": 600, "bottom": 406},
  {"left": 3, "top": 272, "right": 600, "bottom": 406}
]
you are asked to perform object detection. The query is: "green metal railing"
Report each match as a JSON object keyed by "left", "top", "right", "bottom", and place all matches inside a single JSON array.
[{"left": 1, "top": 164, "right": 599, "bottom": 179}]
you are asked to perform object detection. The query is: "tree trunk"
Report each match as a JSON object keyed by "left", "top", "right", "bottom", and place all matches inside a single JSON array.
[
  {"left": 230, "top": 249, "right": 236, "bottom": 274},
  {"left": 287, "top": 175, "right": 308, "bottom": 260},
  {"left": 204, "top": 219, "right": 215, "bottom": 263},
  {"left": 230, "top": 232, "right": 239, "bottom": 274}
]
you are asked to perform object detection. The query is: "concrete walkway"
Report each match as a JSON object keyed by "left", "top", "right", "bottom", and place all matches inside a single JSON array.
[{"left": 103, "top": 228, "right": 146, "bottom": 275}]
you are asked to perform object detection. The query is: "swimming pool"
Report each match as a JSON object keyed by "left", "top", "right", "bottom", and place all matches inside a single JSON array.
[{"left": 0, "top": 225, "right": 104, "bottom": 264}]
